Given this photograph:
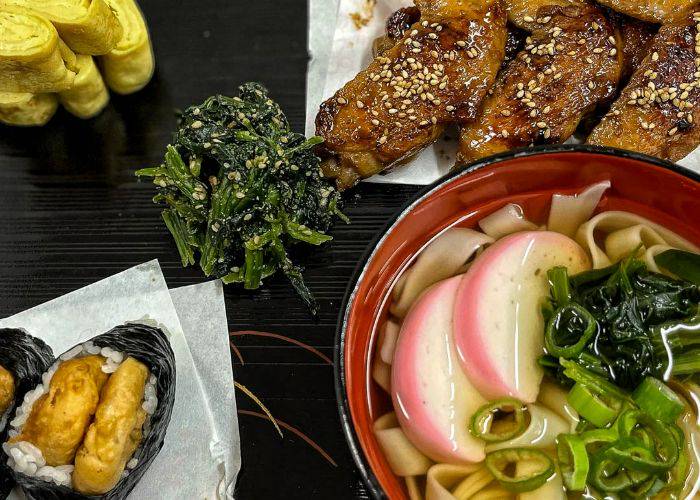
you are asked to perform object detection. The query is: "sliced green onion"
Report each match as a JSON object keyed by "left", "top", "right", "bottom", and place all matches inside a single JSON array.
[
  {"left": 484, "top": 448, "right": 555, "bottom": 493},
  {"left": 547, "top": 266, "right": 571, "bottom": 305},
  {"left": 608, "top": 437, "right": 668, "bottom": 474},
  {"left": 576, "top": 351, "right": 608, "bottom": 376},
  {"left": 667, "top": 424, "right": 690, "bottom": 496},
  {"left": 611, "top": 410, "right": 679, "bottom": 473},
  {"left": 629, "top": 427, "right": 654, "bottom": 449},
  {"left": 580, "top": 427, "right": 619, "bottom": 451},
  {"left": 545, "top": 304, "right": 597, "bottom": 358},
  {"left": 632, "top": 377, "right": 685, "bottom": 423},
  {"left": 590, "top": 447, "right": 636, "bottom": 493},
  {"left": 557, "top": 434, "right": 589, "bottom": 491},
  {"left": 568, "top": 383, "right": 620, "bottom": 427},
  {"left": 470, "top": 398, "right": 528, "bottom": 443},
  {"left": 622, "top": 476, "right": 666, "bottom": 499},
  {"left": 560, "top": 359, "right": 629, "bottom": 401}
]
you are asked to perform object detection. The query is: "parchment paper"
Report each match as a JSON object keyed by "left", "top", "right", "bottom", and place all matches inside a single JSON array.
[
  {"left": 307, "top": 0, "right": 700, "bottom": 185},
  {"left": 0, "top": 261, "right": 238, "bottom": 499},
  {"left": 170, "top": 281, "right": 240, "bottom": 498}
]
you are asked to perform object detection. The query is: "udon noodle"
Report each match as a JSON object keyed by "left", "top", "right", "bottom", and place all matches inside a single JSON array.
[{"left": 373, "top": 181, "right": 700, "bottom": 499}]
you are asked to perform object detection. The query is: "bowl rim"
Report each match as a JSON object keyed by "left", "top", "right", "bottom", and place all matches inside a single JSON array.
[{"left": 333, "top": 143, "right": 700, "bottom": 499}]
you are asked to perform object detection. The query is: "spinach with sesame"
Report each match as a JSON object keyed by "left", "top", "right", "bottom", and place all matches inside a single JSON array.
[{"left": 136, "top": 82, "right": 347, "bottom": 315}]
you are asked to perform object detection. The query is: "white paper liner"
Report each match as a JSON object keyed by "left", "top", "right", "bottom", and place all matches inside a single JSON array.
[
  {"left": 0, "top": 260, "right": 239, "bottom": 499},
  {"left": 169, "top": 281, "right": 240, "bottom": 498},
  {"left": 307, "top": 0, "right": 700, "bottom": 185}
]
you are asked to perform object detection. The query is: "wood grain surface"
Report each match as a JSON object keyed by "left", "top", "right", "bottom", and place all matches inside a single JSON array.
[{"left": 0, "top": 0, "right": 421, "bottom": 498}]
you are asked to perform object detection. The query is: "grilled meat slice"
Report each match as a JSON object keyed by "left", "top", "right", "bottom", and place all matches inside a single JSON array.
[
  {"left": 593, "top": 0, "right": 699, "bottom": 24},
  {"left": 375, "top": 6, "right": 523, "bottom": 67},
  {"left": 373, "top": 7, "right": 421, "bottom": 57},
  {"left": 387, "top": 6, "right": 422, "bottom": 39},
  {"left": 618, "top": 14, "right": 657, "bottom": 82},
  {"left": 576, "top": 13, "right": 657, "bottom": 137},
  {"left": 457, "top": 2, "right": 623, "bottom": 163},
  {"left": 506, "top": 0, "right": 577, "bottom": 28},
  {"left": 587, "top": 11, "right": 700, "bottom": 161},
  {"left": 375, "top": 6, "right": 522, "bottom": 67},
  {"left": 316, "top": 0, "right": 507, "bottom": 189},
  {"left": 504, "top": 24, "right": 527, "bottom": 68}
]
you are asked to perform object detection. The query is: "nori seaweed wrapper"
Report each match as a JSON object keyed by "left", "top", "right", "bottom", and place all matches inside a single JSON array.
[
  {"left": 9, "top": 323, "right": 176, "bottom": 500},
  {"left": 0, "top": 329, "right": 55, "bottom": 499}
]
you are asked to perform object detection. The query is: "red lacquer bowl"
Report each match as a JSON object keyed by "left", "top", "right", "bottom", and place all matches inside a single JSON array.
[{"left": 334, "top": 145, "right": 700, "bottom": 499}]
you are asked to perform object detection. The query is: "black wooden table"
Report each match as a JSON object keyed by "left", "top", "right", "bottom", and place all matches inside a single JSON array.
[{"left": 0, "top": 1, "right": 421, "bottom": 498}]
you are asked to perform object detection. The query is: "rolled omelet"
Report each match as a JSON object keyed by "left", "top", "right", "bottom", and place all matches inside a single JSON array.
[
  {"left": 10, "top": 355, "right": 108, "bottom": 466},
  {"left": 73, "top": 357, "right": 149, "bottom": 495},
  {"left": 0, "top": 364, "right": 15, "bottom": 415},
  {"left": 59, "top": 55, "right": 109, "bottom": 118},
  {"left": 0, "top": 0, "right": 122, "bottom": 55},
  {"left": 0, "top": 92, "right": 58, "bottom": 126},
  {"left": 0, "top": 8, "right": 76, "bottom": 93},
  {"left": 100, "top": 0, "right": 154, "bottom": 95}
]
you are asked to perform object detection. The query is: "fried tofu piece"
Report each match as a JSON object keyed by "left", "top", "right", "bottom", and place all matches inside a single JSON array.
[
  {"left": 458, "top": 2, "right": 623, "bottom": 163},
  {"left": 0, "top": 365, "right": 14, "bottom": 415},
  {"left": 73, "top": 357, "right": 149, "bottom": 495},
  {"left": 588, "top": 11, "right": 700, "bottom": 161},
  {"left": 316, "top": 0, "right": 508, "bottom": 189},
  {"left": 11, "top": 355, "right": 108, "bottom": 466},
  {"left": 594, "top": 0, "right": 699, "bottom": 24}
]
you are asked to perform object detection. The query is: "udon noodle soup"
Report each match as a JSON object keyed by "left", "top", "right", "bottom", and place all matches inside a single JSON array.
[{"left": 372, "top": 181, "right": 700, "bottom": 499}]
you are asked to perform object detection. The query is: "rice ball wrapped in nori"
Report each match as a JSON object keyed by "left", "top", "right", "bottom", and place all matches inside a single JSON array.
[
  {"left": 0, "top": 329, "right": 55, "bottom": 499},
  {"left": 3, "top": 323, "right": 175, "bottom": 500}
]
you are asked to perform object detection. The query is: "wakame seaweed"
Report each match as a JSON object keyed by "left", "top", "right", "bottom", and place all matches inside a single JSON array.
[
  {"left": 542, "top": 256, "right": 700, "bottom": 390},
  {"left": 137, "top": 82, "right": 347, "bottom": 315}
]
